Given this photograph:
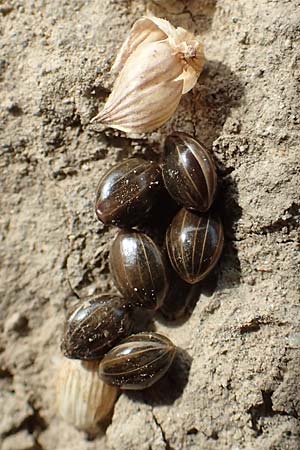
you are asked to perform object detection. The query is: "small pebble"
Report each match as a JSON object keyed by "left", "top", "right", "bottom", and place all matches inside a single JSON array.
[
  {"left": 287, "top": 332, "right": 300, "bottom": 348},
  {"left": 4, "top": 313, "right": 28, "bottom": 335}
]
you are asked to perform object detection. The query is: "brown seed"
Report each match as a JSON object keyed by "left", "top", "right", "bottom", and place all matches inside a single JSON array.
[
  {"left": 98, "top": 332, "right": 176, "bottom": 390},
  {"left": 162, "top": 132, "right": 217, "bottom": 212},
  {"left": 166, "top": 208, "right": 224, "bottom": 284},
  {"left": 110, "top": 231, "right": 169, "bottom": 310},
  {"left": 159, "top": 269, "right": 202, "bottom": 321},
  {"left": 95, "top": 158, "right": 162, "bottom": 227},
  {"left": 61, "top": 295, "right": 133, "bottom": 360}
]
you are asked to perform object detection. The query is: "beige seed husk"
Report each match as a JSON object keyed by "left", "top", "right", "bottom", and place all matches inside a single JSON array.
[
  {"left": 56, "top": 359, "right": 118, "bottom": 432},
  {"left": 91, "top": 16, "right": 204, "bottom": 133}
]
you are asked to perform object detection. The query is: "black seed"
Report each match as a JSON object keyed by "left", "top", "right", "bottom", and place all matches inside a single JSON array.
[
  {"left": 98, "top": 332, "right": 176, "bottom": 390},
  {"left": 162, "top": 132, "right": 217, "bottom": 212},
  {"left": 166, "top": 208, "right": 224, "bottom": 284},
  {"left": 61, "top": 295, "right": 133, "bottom": 360},
  {"left": 110, "top": 230, "right": 169, "bottom": 310},
  {"left": 95, "top": 158, "right": 162, "bottom": 227}
]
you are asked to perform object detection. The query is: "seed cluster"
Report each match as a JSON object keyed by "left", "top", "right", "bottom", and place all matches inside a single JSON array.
[{"left": 59, "top": 131, "right": 224, "bottom": 425}]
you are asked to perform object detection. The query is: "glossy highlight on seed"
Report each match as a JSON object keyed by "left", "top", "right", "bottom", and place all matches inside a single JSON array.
[
  {"left": 61, "top": 295, "right": 133, "bottom": 360},
  {"left": 166, "top": 208, "right": 224, "bottom": 284},
  {"left": 98, "top": 332, "right": 176, "bottom": 390},
  {"left": 162, "top": 132, "right": 217, "bottom": 212},
  {"left": 110, "top": 230, "right": 169, "bottom": 310},
  {"left": 95, "top": 158, "right": 162, "bottom": 227}
]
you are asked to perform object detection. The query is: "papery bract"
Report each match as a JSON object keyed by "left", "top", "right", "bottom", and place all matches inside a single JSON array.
[{"left": 91, "top": 16, "right": 204, "bottom": 133}]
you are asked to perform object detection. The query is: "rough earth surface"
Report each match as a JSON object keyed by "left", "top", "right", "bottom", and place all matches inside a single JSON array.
[{"left": 1, "top": 0, "right": 300, "bottom": 449}]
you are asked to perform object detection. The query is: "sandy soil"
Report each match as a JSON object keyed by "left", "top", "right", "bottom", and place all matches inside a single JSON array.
[{"left": 1, "top": 0, "right": 300, "bottom": 449}]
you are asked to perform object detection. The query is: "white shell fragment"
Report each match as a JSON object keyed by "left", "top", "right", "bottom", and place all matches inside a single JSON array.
[
  {"left": 56, "top": 359, "right": 118, "bottom": 432},
  {"left": 91, "top": 16, "right": 204, "bottom": 133}
]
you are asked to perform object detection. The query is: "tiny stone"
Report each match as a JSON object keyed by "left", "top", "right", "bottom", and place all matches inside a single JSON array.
[
  {"left": 255, "top": 69, "right": 265, "bottom": 78},
  {"left": 204, "top": 297, "right": 221, "bottom": 314},
  {"left": 238, "top": 32, "right": 249, "bottom": 45},
  {"left": 0, "top": 5, "right": 14, "bottom": 15},
  {"left": 246, "top": 277, "right": 256, "bottom": 286},
  {"left": 4, "top": 312, "right": 28, "bottom": 335},
  {"left": 287, "top": 333, "right": 300, "bottom": 348}
]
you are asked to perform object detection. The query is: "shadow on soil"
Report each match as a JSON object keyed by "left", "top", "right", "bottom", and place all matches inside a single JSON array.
[{"left": 125, "top": 347, "right": 192, "bottom": 406}]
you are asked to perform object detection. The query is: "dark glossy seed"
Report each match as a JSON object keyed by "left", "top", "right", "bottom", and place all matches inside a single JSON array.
[
  {"left": 166, "top": 208, "right": 224, "bottom": 284},
  {"left": 98, "top": 332, "right": 176, "bottom": 390},
  {"left": 162, "top": 132, "right": 217, "bottom": 212},
  {"left": 95, "top": 158, "right": 162, "bottom": 227},
  {"left": 110, "top": 231, "right": 169, "bottom": 310},
  {"left": 159, "top": 270, "right": 202, "bottom": 321},
  {"left": 61, "top": 295, "right": 133, "bottom": 360}
]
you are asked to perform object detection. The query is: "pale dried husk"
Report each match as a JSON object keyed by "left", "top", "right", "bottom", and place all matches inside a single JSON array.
[
  {"left": 92, "top": 16, "right": 204, "bottom": 133},
  {"left": 56, "top": 359, "right": 118, "bottom": 432}
]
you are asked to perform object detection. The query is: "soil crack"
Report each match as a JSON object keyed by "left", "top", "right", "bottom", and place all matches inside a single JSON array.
[
  {"left": 2, "top": 401, "right": 47, "bottom": 449},
  {"left": 248, "top": 390, "right": 299, "bottom": 437},
  {"left": 259, "top": 203, "right": 300, "bottom": 235},
  {"left": 239, "top": 316, "right": 287, "bottom": 334},
  {"left": 152, "top": 410, "right": 173, "bottom": 450}
]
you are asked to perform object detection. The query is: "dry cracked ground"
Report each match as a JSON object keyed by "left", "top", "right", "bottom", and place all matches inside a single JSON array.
[{"left": 1, "top": 0, "right": 300, "bottom": 449}]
